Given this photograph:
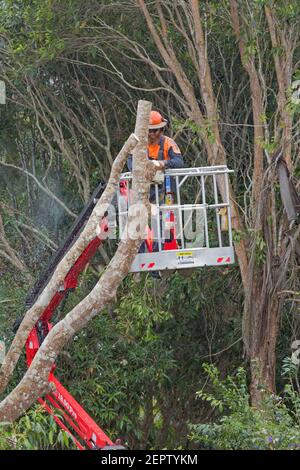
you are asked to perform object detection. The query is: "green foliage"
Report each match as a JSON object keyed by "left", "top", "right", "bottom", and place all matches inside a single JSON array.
[
  {"left": 243, "top": 40, "right": 258, "bottom": 62},
  {"left": 172, "top": 118, "right": 202, "bottom": 137},
  {"left": 1, "top": 0, "right": 88, "bottom": 65},
  {"left": 0, "top": 271, "right": 29, "bottom": 349},
  {"left": 0, "top": 405, "right": 76, "bottom": 450},
  {"left": 58, "top": 271, "right": 242, "bottom": 449},
  {"left": 232, "top": 229, "right": 247, "bottom": 244},
  {"left": 254, "top": 230, "right": 267, "bottom": 265},
  {"left": 115, "top": 277, "right": 172, "bottom": 342},
  {"left": 281, "top": 356, "right": 300, "bottom": 381},
  {"left": 189, "top": 364, "right": 300, "bottom": 450},
  {"left": 57, "top": 278, "right": 178, "bottom": 447},
  {"left": 287, "top": 77, "right": 300, "bottom": 116},
  {"left": 0, "top": 0, "right": 299, "bottom": 452},
  {"left": 172, "top": 117, "right": 217, "bottom": 145},
  {"left": 261, "top": 137, "right": 277, "bottom": 154}
]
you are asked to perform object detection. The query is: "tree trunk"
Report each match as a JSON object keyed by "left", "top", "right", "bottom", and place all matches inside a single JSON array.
[
  {"left": 0, "top": 133, "right": 139, "bottom": 395},
  {"left": 243, "top": 159, "right": 299, "bottom": 404},
  {"left": 246, "top": 275, "right": 282, "bottom": 404},
  {"left": 0, "top": 100, "right": 162, "bottom": 422}
]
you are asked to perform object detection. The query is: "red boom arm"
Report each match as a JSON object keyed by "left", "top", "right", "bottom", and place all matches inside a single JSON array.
[
  {"left": 25, "top": 218, "right": 123, "bottom": 450},
  {"left": 24, "top": 177, "right": 177, "bottom": 450}
]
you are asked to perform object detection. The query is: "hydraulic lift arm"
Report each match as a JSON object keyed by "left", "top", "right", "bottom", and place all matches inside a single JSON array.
[
  {"left": 20, "top": 165, "right": 234, "bottom": 449},
  {"left": 24, "top": 181, "right": 124, "bottom": 450}
]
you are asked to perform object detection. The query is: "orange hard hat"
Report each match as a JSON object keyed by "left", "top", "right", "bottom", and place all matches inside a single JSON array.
[{"left": 149, "top": 110, "right": 167, "bottom": 129}]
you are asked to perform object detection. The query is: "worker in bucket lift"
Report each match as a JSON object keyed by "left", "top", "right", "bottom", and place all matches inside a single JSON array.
[
  {"left": 127, "top": 111, "right": 183, "bottom": 267},
  {"left": 127, "top": 110, "right": 184, "bottom": 203}
]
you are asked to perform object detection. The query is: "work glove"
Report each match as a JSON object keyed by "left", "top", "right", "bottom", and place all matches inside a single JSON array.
[
  {"left": 152, "top": 170, "right": 165, "bottom": 184},
  {"left": 151, "top": 161, "right": 166, "bottom": 184}
]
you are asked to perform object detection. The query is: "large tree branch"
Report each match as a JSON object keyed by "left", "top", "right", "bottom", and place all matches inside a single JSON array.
[
  {"left": 230, "top": 0, "right": 265, "bottom": 214},
  {"left": 137, "top": 0, "right": 203, "bottom": 121},
  {"left": 0, "top": 213, "right": 32, "bottom": 281},
  {"left": 265, "top": 5, "right": 294, "bottom": 170},
  {"left": 189, "top": 1, "right": 219, "bottom": 128},
  {"left": 0, "top": 99, "right": 154, "bottom": 423},
  {"left": 0, "top": 132, "right": 139, "bottom": 395}
]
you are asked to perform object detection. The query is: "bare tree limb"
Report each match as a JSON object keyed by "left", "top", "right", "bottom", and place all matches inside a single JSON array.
[
  {"left": 0, "top": 99, "right": 156, "bottom": 423},
  {"left": 0, "top": 132, "right": 139, "bottom": 395},
  {"left": 0, "top": 161, "right": 77, "bottom": 219}
]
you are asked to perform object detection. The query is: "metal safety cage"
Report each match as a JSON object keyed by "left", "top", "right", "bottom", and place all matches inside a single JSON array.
[{"left": 117, "top": 165, "right": 235, "bottom": 272}]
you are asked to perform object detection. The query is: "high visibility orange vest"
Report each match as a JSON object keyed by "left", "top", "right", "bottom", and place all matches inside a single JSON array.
[{"left": 148, "top": 136, "right": 181, "bottom": 161}]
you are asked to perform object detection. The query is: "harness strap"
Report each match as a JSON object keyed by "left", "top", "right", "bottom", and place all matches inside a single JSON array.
[{"left": 158, "top": 136, "right": 165, "bottom": 161}]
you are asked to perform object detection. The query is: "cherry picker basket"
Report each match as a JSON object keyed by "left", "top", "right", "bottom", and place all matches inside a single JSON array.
[{"left": 117, "top": 165, "right": 235, "bottom": 272}]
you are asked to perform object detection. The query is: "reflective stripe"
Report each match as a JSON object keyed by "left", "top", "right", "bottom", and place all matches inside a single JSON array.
[{"left": 165, "top": 137, "right": 180, "bottom": 155}]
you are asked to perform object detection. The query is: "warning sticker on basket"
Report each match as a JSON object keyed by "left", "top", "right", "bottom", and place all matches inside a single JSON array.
[{"left": 177, "top": 251, "right": 195, "bottom": 265}]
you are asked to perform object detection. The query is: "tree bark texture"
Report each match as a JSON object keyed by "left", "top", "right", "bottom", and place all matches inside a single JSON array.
[
  {"left": 0, "top": 99, "right": 155, "bottom": 422},
  {"left": 0, "top": 132, "right": 139, "bottom": 395},
  {"left": 230, "top": 1, "right": 299, "bottom": 403},
  {"left": 230, "top": 0, "right": 265, "bottom": 214},
  {"left": 243, "top": 158, "right": 300, "bottom": 404}
]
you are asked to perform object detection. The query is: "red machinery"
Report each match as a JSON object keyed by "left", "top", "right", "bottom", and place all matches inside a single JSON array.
[
  {"left": 23, "top": 177, "right": 178, "bottom": 450},
  {"left": 22, "top": 163, "right": 235, "bottom": 449},
  {"left": 23, "top": 182, "right": 125, "bottom": 450},
  {"left": 25, "top": 218, "right": 125, "bottom": 449}
]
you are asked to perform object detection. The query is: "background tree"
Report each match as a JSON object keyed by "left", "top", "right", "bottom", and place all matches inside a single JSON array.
[{"left": 0, "top": 0, "right": 299, "bottom": 449}]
